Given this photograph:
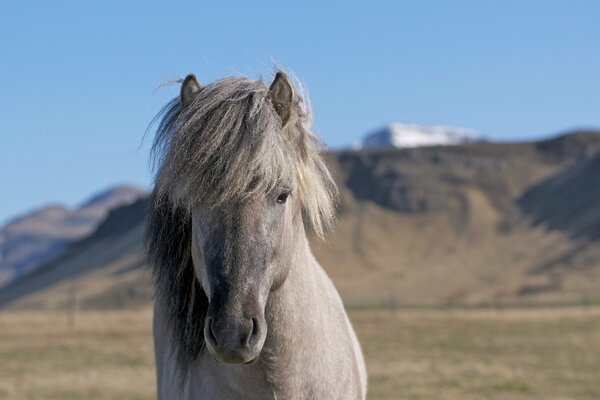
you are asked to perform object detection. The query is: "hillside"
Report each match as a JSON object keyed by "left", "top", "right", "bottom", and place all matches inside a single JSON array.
[
  {"left": 1, "top": 131, "right": 599, "bottom": 310},
  {"left": 0, "top": 185, "right": 147, "bottom": 287}
]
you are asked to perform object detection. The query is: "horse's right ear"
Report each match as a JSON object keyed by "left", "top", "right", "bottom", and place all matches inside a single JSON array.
[
  {"left": 180, "top": 74, "right": 202, "bottom": 106},
  {"left": 269, "top": 72, "right": 295, "bottom": 128}
]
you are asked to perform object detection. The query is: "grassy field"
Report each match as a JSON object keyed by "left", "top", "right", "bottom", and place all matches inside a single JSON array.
[{"left": 0, "top": 307, "right": 599, "bottom": 399}]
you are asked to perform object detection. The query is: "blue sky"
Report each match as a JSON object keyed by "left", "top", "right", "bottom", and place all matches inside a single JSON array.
[{"left": 1, "top": 1, "right": 599, "bottom": 223}]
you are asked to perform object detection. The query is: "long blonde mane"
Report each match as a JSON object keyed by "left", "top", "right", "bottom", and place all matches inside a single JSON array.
[{"left": 150, "top": 73, "right": 337, "bottom": 237}]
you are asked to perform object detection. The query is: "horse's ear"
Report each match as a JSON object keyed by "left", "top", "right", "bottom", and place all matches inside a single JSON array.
[
  {"left": 180, "top": 74, "right": 202, "bottom": 106},
  {"left": 269, "top": 72, "right": 295, "bottom": 128}
]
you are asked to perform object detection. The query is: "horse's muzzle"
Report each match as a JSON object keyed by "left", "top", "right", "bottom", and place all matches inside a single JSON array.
[{"left": 204, "top": 313, "right": 266, "bottom": 364}]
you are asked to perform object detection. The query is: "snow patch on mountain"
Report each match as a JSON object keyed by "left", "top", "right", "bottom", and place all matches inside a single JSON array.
[{"left": 355, "top": 123, "right": 481, "bottom": 149}]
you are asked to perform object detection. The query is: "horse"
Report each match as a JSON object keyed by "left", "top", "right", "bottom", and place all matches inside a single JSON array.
[{"left": 146, "top": 70, "right": 367, "bottom": 399}]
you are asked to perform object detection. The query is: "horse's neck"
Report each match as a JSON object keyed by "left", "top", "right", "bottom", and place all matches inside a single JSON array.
[{"left": 268, "top": 228, "right": 323, "bottom": 322}]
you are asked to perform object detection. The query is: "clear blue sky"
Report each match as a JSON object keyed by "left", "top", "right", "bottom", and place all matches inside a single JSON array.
[{"left": 1, "top": 1, "right": 599, "bottom": 224}]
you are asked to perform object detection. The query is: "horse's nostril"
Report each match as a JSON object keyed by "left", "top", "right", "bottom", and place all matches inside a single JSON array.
[
  {"left": 251, "top": 318, "right": 259, "bottom": 337},
  {"left": 241, "top": 318, "right": 253, "bottom": 347},
  {"left": 208, "top": 318, "right": 218, "bottom": 345},
  {"left": 241, "top": 318, "right": 260, "bottom": 347}
]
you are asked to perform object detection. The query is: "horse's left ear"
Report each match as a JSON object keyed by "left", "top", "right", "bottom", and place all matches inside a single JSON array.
[
  {"left": 269, "top": 72, "right": 295, "bottom": 128},
  {"left": 180, "top": 74, "right": 203, "bottom": 106}
]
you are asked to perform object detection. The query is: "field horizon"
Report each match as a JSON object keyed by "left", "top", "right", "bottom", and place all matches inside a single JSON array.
[{"left": 1, "top": 305, "right": 599, "bottom": 400}]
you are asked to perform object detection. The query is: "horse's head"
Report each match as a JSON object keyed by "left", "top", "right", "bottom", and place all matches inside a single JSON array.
[
  {"left": 190, "top": 189, "right": 295, "bottom": 363},
  {"left": 187, "top": 74, "right": 300, "bottom": 363},
  {"left": 148, "top": 71, "right": 336, "bottom": 367}
]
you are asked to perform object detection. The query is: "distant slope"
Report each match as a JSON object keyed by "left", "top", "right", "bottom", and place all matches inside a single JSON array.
[
  {"left": 0, "top": 185, "right": 147, "bottom": 286},
  {"left": 81, "top": 185, "right": 148, "bottom": 210},
  {"left": 0, "top": 199, "right": 150, "bottom": 309},
  {"left": 519, "top": 149, "right": 600, "bottom": 240},
  {"left": 1, "top": 131, "right": 600, "bottom": 310}
]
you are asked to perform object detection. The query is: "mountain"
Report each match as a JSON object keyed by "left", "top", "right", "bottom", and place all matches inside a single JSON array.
[
  {"left": 0, "top": 185, "right": 148, "bottom": 287},
  {"left": 356, "top": 123, "right": 480, "bottom": 149},
  {"left": 81, "top": 185, "right": 148, "bottom": 210},
  {"left": 518, "top": 147, "right": 600, "bottom": 241},
  {"left": 1, "top": 130, "right": 600, "bottom": 310}
]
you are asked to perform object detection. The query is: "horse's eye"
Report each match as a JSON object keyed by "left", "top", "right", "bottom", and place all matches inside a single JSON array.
[{"left": 276, "top": 192, "right": 290, "bottom": 204}]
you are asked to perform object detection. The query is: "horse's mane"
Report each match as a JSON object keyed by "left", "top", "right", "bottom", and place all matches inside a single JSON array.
[{"left": 145, "top": 72, "right": 337, "bottom": 373}]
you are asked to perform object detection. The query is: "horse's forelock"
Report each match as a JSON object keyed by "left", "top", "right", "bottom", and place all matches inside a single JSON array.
[{"left": 150, "top": 72, "right": 337, "bottom": 237}]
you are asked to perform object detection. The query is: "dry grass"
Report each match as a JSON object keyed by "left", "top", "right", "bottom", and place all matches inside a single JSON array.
[
  {"left": 1, "top": 307, "right": 599, "bottom": 399},
  {"left": 358, "top": 307, "right": 600, "bottom": 400},
  {"left": 0, "top": 310, "right": 155, "bottom": 400}
]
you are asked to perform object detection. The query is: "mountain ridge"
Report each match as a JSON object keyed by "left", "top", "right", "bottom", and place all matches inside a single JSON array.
[
  {"left": 1, "top": 130, "right": 599, "bottom": 309},
  {"left": 0, "top": 185, "right": 148, "bottom": 287}
]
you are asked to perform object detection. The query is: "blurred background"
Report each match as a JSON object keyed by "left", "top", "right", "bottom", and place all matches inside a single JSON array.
[{"left": 1, "top": 2, "right": 599, "bottom": 399}]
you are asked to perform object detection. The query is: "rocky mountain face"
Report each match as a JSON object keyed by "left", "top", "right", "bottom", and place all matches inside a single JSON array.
[
  {"left": 1, "top": 131, "right": 599, "bottom": 310},
  {"left": 0, "top": 185, "right": 148, "bottom": 286},
  {"left": 518, "top": 148, "right": 600, "bottom": 241}
]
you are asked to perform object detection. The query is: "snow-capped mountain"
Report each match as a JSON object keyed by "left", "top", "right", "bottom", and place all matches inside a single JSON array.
[{"left": 356, "top": 123, "right": 481, "bottom": 149}]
